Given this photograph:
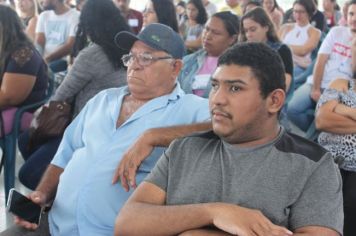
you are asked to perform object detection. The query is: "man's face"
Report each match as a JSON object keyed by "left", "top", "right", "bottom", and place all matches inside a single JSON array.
[
  {"left": 113, "top": 0, "right": 129, "bottom": 12},
  {"left": 42, "top": 0, "right": 56, "bottom": 10},
  {"left": 209, "top": 64, "right": 270, "bottom": 144},
  {"left": 126, "top": 41, "right": 178, "bottom": 100},
  {"left": 348, "top": 4, "right": 356, "bottom": 33}
]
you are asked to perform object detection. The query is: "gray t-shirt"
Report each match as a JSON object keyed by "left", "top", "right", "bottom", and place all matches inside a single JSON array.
[{"left": 145, "top": 129, "right": 343, "bottom": 234}]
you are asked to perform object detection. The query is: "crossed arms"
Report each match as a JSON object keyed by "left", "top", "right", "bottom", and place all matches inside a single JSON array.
[{"left": 115, "top": 182, "right": 339, "bottom": 236}]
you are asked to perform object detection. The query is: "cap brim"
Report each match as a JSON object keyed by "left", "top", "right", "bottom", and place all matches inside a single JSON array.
[{"left": 114, "top": 31, "right": 139, "bottom": 51}]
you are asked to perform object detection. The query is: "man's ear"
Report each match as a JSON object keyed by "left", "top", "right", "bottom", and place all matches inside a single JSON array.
[
  {"left": 266, "top": 89, "right": 285, "bottom": 114},
  {"left": 172, "top": 59, "right": 183, "bottom": 77}
]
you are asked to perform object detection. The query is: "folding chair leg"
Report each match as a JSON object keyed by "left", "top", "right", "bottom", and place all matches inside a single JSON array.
[{"left": 4, "top": 136, "right": 16, "bottom": 202}]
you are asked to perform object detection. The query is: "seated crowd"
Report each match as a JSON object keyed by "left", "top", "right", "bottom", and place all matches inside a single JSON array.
[{"left": 0, "top": 0, "right": 355, "bottom": 235}]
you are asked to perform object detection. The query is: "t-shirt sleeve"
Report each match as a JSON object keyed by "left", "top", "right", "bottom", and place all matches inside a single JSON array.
[
  {"left": 318, "top": 28, "right": 336, "bottom": 55},
  {"left": 5, "top": 47, "right": 42, "bottom": 76},
  {"left": 315, "top": 88, "right": 340, "bottom": 111},
  {"left": 278, "top": 44, "right": 293, "bottom": 76},
  {"left": 67, "top": 10, "right": 80, "bottom": 37},
  {"left": 35, "top": 12, "right": 45, "bottom": 33},
  {"left": 289, "top": 153, "right": 343, "bottom": 234},
  {"left": 144, "top": 144, "right": 174, "bottom": 191}
]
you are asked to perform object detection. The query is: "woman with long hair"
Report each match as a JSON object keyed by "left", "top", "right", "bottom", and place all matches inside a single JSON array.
[
  {"left": 142, "top": 0, "right": 179, "bottom": 32},
  {"left": 279, "top": 0, "right": 321, "bottom": 78},
  {"left": 14, "top": 0, "right": 39, "bottom": 41},
  {"left": 262, "top": 0, "right": 283, "bottom": 30},
  {"left": 240, "top": 7, "right": 294, "bottom": 130},
  {"left": 178, "top": 11, "right": 239, "bottom": 97},
  {"left": 0, "top": 4, "right": 48, "bottom": 136},
  {"left": 181, "top": 0, "right": 208, "bottom": 53},
  {"left": 240, "top": 7, "right": 293, "bottom": 92},
  {"left": 323, "top": 0, "right": 342, "bottom": 28},
  {"left": 18, "top": 0, "right": 130, "bottom": 190}
]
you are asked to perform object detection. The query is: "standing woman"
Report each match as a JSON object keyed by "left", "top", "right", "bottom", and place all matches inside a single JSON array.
[
  {"left": 0, "top": 5, "right": 48, "bottom": 136},
  {"left": 142, "top": 0, "right": 179, "bottom": 32},
  {"left": 17, "top": 0, "right": 130, "bottom": 190},
  {"left": 181, "top": 0, "right": 207, "bottom": 53},
  {"left": 14, "top": 0, "right": 39, "bottom": 41},
  {"left": 262, "top": 0, "right": 283, "bottom": 30},
  {"left": 279, "top": 0, "right": 321, "bottom": 79},
  {"left": 315, "top": 75, "right": 356, "bottom": 236}
]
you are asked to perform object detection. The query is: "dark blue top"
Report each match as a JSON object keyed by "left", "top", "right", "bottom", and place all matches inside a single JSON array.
[{"left": 4, "top": 46, "right": 48, "bottom": 108}]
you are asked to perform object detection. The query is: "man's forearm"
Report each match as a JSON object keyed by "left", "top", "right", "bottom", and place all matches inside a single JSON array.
[
  {"left": 45, "top": 41, "right": 74, "bottom": 62},
  {"left": 179, "top": 228, "right": 233, "bottom": 236},
  {"left": 35, "top": 164, "right": 63, "bottom": 204},
  {"left": 146, "top": 122, "right": 212, "bottom": 147},
  {"left": 116, "top": 201, "right": 215, "bottom": 236},
  {"left": 312, "top": 55, "right": 328, "bottom": 90}
]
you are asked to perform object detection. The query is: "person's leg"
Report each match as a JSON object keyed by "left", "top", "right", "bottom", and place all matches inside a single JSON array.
[
  {"left": 18, "top": 136, "right": 62, "bottom": 190},
  {"left": 293, "top": 65, "right": 306, "bottom": 80},
  {"left": 48, "top": 59, "right": 67, "bottom": 73},
  {"left": 341, "top": 169, "right": 356, "bottom": 236},
  {"left": 0, "top": 212, "right": 49, "bottom": 236},
  {"left": 287, "top": 83, "right": 316, "bottom": 132},
  {"left": 294, "top": 61, "right": 315, "bottom": 90},
  {"left": 18, "top": 130, "right": 33, "bottom": 161}
]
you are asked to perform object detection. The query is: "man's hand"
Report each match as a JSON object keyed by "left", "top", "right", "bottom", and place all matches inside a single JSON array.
[
  {"left": 13, "top": 191, "right": 47, "bottom": 230},
  {"left": 310, "top": 88, "right": 321, "bottom": 102},
  {"left": 112, "top": 132, "right": 154, "bottom": 192},
  {"left": 211, "top": 204, "right": 293, "bottom": 236}
]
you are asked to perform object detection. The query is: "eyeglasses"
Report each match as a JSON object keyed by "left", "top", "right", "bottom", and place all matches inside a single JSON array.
[
  {"left": 121, "top": 53, "right": 173, "bottom": 67},
  {"left": 293, "top": 9, "right": 307, "bottom": 14}
]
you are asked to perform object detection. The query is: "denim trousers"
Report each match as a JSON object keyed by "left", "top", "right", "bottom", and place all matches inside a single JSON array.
[{"left": 287, "top": 83, "right": 316, "bottom": 132}]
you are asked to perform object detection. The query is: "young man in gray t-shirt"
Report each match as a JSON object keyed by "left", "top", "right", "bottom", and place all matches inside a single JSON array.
[{"left": 115, "top": 43, "right": 343, "bottom": 236}]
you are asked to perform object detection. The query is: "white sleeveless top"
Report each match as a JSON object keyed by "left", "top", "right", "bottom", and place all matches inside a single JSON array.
[{"left": 282, "top": 24, "right": 312, "bottom": 68}]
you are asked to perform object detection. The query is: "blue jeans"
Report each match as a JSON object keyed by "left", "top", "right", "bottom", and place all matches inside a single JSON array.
[
  {"left": 48, "top": 59, "right": 67, "bottom": 73},
  {"left": 287, "top": 83, "right": 316, "bottom": 132},
  {"left": 18, "top": 130, "right": 62, "bottom": 190},
  {"left": 294, "top": 61, "right": 315, "bottom": 90}
]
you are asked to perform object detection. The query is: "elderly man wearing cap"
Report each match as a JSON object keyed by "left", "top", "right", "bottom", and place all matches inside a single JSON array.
[{"left": 1, "top": 23, "right": 210, "bottom": 236}]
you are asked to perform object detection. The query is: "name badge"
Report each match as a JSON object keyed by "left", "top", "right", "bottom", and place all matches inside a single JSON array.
[{"left": 128, "top": 19, "right": 139, "bottom": 27}]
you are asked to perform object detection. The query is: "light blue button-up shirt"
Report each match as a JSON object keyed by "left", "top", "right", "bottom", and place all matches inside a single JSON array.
[{"left": 48, "top": 84, "right": 210, "bottom": 236}]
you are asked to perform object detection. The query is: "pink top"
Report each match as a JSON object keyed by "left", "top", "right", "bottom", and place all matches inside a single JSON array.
[{"left": 192, "top": 56, "right": 218, "bottom": 97}]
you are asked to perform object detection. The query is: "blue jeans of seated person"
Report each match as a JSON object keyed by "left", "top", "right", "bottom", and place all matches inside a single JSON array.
[
  {"left": 293, "top": 65, "right": 306, "bottom": 80},
  {"left": 287, "top": 83, "right": 317, "bottom": 132},
  {"left": 18, "top": 130, "right": 62, "bottom": 190},
  {"left": 294, "top": 60, "right": 315, "bottom": 90},
  {"left": 49, "top": 59, "right": 67, "bottom": 73}
]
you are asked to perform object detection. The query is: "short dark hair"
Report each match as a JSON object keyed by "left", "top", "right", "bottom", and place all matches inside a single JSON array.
[
  {"left": 293, "top": 0, "right": 316, "bottom": 19},
  {"left": 211, "top": 11, "right": 240, "bottom": 37},
  {"left": 218, "top": 42, "right": 286, "bottom": 98},
  {"left": 187, "top": 0, "right": 208, "bottom": 25}
]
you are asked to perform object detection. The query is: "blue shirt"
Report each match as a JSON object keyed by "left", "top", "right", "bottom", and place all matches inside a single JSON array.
[{"left": 48, "top": 84, "right": 210, "bottom": 236}]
